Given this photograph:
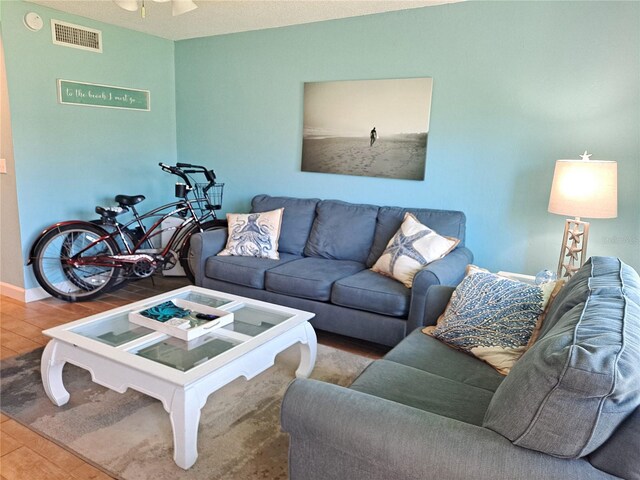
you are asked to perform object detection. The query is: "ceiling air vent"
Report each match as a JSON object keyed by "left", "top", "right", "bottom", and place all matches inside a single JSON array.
[{"left": 51, "top": 20, "right": 102, "bottom": 53}]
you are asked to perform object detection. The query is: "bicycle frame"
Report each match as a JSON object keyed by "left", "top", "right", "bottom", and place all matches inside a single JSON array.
[
  {"left": 120, "top": 199, "right": 211, "bottom": 254},
  {"left": 63, "top": 198, "right": 216, "bottom": 269}
]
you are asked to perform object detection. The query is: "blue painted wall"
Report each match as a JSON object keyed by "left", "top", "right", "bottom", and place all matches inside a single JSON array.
[
  {"left": 2, "top": 1, "right": 638, "bottom": 294},
  {"left": 1, "top": 1, "right": 177, "bottom": 289},
  {"left": 175, "top": 1, "right": 639, "bottom": 274}
]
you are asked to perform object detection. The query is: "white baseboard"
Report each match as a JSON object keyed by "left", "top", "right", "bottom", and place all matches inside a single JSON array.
[
  {"left": 0, "top": 282, "right": 24, "bottom": 301},
  {"left": 25, "top": 286, "right": 50, "bottom": 302},
  {"left": 0, "top": 282, "right": 50, "bottom": 303}
]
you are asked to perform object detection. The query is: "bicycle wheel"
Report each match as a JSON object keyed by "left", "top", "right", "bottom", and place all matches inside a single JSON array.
[
  {"left": 32, "top": 224, "right": 120, "bottom": 302},
  {"left": 179, "top": 220, "right": 226, "bottom": 283}
]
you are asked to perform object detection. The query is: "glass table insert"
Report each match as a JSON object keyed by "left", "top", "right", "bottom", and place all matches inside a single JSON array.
[{"left": 70, "top": 288, "right": 298, "bottom": 372}]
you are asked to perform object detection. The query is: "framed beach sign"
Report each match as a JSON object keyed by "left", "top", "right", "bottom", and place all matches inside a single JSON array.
[
  {"left": 58, "top": 79, "right": 150, "bottom": 111},
  {"left": 301, "top": 77, "right": 432, "bottom": 180}
]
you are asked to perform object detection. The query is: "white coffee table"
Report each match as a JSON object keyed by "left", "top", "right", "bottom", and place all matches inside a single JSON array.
[{"left": 40, "top": 286, "right": 317, "bottom": 469}]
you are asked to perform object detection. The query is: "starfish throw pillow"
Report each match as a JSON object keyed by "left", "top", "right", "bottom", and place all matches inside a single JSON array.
[
  {"left": 218, "top": 208, "right": 284, "bottom": 259},
  {"left": 371, "top": 212, "right": 459, "bottom": 288}
]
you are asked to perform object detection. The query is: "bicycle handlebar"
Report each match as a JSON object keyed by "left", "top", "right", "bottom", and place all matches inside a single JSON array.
[
  {"left": 158, "top": 162, "right": 217, "bottom": 186},
  {"left": 177, "top": 163, "right": 216, "bottom": 182}
]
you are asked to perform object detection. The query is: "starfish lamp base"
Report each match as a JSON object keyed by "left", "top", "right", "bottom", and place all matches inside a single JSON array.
[{"left": 557, "top": 218, "right": 590, "bottom": 279}]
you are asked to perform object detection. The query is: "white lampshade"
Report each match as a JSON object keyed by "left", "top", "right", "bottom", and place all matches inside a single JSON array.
[
  {"left": 172, "top": 0, "right": 198, "bottom": 16},
  {"left": 548, "top": 159, "right": 618, "bottom": 219},
  {"left": 114, "top": 0, "right": 139, "bottom": 12},
  {"left": 114, "top": 0, "right": 197, "bottom": 15}
]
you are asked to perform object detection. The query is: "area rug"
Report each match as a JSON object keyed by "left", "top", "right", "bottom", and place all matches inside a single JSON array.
[{"left": 0, "top": 344, "right": 371, "bottom": 480}]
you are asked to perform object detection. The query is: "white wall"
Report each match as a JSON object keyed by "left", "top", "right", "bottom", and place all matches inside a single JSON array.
[{"left": 0, "top": 33, "right": 25, "bottom": 292}]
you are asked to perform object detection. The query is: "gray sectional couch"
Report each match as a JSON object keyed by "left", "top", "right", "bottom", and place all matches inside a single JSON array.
[
  {"left": 281, "top": 256, "right": 640, "bottom": 480},
  {"left": 191, "top": 195, "right": 473, "bottom": 346}
]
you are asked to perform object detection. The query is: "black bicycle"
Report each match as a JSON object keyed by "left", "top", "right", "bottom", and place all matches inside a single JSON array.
[{"left": 28, "top": 163, "right": 225, "bottom": 302}]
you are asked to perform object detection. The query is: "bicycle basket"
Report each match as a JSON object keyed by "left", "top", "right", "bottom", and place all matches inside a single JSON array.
[{"left": 194, "top": 183, "right": 224, "bottom": 211}]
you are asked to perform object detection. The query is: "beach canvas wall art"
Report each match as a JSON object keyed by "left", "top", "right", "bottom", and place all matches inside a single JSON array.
[{"left": 301, "top": 78, "right": 433, "bottom": 180}]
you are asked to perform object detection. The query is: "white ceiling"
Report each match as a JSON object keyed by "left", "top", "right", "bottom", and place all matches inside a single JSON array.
[{"left": 26, "top": 0, "right": 460, "bottom": 41}]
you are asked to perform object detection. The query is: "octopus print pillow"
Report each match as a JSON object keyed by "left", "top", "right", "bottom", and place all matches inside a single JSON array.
[
  {"left": 371, "top": 212, "right": 459, "bottom": 288},
  {"left": 423, "top": 267, "right": 563, "bottom": 375},
  {"left": 218, "top": 208, "right": 284, "bottom": 259}
]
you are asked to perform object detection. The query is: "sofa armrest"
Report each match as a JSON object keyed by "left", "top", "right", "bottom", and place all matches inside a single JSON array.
[
  {"left": 281, "top": 379, "right": 611, "bottom": 480},
  {"left": 406, "top": 246, "right": 472, "bottom": 333},
  {"left": 423, "top": 285, "right": 455, "bottom": 327},
  {"left": 189, "top": 228, "right": 228, "bottom": 285}
]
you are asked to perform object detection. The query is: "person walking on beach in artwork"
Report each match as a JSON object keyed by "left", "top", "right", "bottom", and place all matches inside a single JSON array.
[{"left": 370, "top": 127, "right": 378, "bottom": 147}]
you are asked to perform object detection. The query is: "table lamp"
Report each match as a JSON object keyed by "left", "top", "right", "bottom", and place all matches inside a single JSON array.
[{"left": 548, "top": 151, "right": 617, "bottom": 278}]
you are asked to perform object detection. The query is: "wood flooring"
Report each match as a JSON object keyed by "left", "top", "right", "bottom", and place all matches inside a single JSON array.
[{"left": 0, "top": 276, "right": 388, "bottom": 479}]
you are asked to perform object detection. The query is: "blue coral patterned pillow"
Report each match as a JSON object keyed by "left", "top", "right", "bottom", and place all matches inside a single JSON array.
[
  {"left": 218, "top": 208, "right": 284, "bottom": 259},
  {"left": 423, "top": 266, "right": 562, "bottom": 374}
]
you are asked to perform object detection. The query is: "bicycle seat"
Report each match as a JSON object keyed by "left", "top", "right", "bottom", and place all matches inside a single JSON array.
[
  {"left": 95, "top": 206, "right": 127, "bottom": 218},
  {"left": 115, "top": 194, "right": 145, "bottom": 206}
]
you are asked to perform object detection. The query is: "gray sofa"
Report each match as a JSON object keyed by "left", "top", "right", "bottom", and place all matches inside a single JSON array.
[
  {"left": 281, "top": 256, "right": 640, "bottom": 480},
  {"left": 191, "top": 195, "right": 473, "bottom": 346}
]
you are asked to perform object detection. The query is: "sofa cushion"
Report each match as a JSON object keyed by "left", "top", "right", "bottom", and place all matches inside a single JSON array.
[
  {"left": 367, "top": 206, "right": 466, "bottom": 267},
  {"left": 350, "top": 360, "right": 494, "bottom": 425},
  {"left": 304, "top": 200, "right": 379, "bottom": 264},
  {"left": 251, "top": 195, "right": 320, "bottom": 256},
  {"left": 588, "top": 407, "right": 640, "bottom": 480},
  {"left": 483, "top": 257, "right": 640, "bottom": 458},
  {"left": 265, "top": 257, "right": 365, "bottom": 301},
  {"left": 219, "top": 208, "right": 284, "bottom": 259},
  {"left": 536, "top": 253, "right": 618, "bottom": 340},
  {"left": 205, "top": 253, "right": 301, "bottom": 289},
  {"left": 331, "top": 269, "right": 410, "bottom": 317},
  {"left": 384, "top": 329, "right": 504, "bottom": 392},
  {"left": 371, "top": 212, "right": 460, "bottom": 288}
]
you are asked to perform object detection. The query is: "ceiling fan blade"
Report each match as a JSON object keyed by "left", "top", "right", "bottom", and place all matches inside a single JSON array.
[
  {"left": 113, "top": 0, "right": 139, "bottom": 12},
  {"left": 172, "top": 0, "right": 198, "bottom": 16}
]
